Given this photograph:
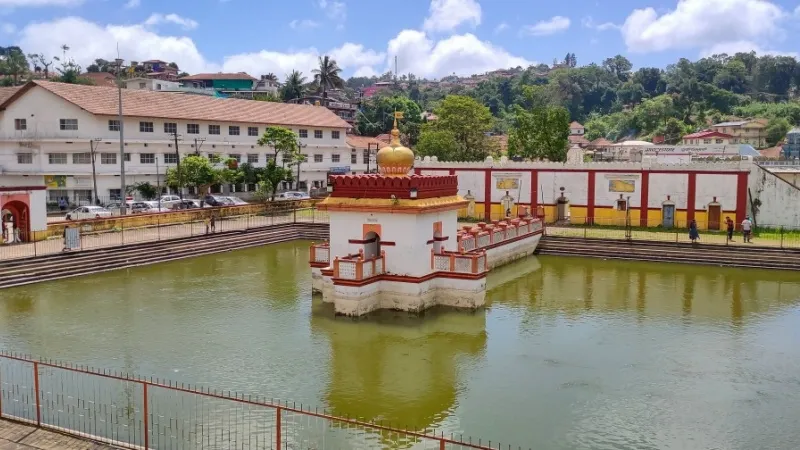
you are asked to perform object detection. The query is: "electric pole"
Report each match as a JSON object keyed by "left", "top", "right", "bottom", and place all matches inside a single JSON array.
[
  {"left": 194, "top": 137, "right": 205, "bottom": 156},
  {"left": 89, "top": 138, "right": 101, "bottom": 205},
  {"left": 170, "top": 132, "right": 183, "bottom": 200},
  {"left": 115, "top": 57, "right": 126, "bottom": 215}
]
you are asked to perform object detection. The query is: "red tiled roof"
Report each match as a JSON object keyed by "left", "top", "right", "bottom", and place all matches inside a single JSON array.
[
  {"left": 759, "top": 146, "right": 782, "bottom": 159},
  {"left": 375, "top": 134, "right": 392, "bottom": 144},
  {"left": 0, "top": 81, "right": 351, "bottom": 129},
  {"left": 590, "top": 137, "right": 612, "bottom": 147},
  {"left": 81, "top": 72, "right": 118, "bottom": 87},
  {"left": 570, "top": 121, "right": 584, "bottom": 128},
  {"left": 682, "top": 129, "right": 735, "bottom": 139},
  {"left": 569, "top": 135, "right": 590, "bottom": 146},
  {"left": 346, "top": 135, "right": 384, "bottom": 149},
  {"left": 179, "top": 72, "right": 257, "bottom": 81},
  {"left": 0, "top": 86, "right": 22, "bottom": 104}
]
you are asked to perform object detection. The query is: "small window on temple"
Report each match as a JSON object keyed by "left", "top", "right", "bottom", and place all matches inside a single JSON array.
[{"left": 616, "top": 199, "right": 627, "bottom": 211}]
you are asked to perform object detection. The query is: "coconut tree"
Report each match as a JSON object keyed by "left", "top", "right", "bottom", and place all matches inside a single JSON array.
[
  {"left": 312, "top": 55, "right": 343, "bottom": 96},
  {"left": 281, "top": 70, "right": 307, "bottom": 101},
  {"left": 264, "top": 73, "right": 278, "bottom": 82}
]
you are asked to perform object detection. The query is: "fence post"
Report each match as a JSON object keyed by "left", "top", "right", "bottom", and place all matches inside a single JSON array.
[
  {"left": 157, "top": 216, "right": 161, "bottom": 241},
  {"left": 121, "top": 220, "right": 125, "bottom": 246},
  {"left": 275, "top": 406, "right": 282, "bottom": 449},
  {"left": 439, "top": 439, "right": 446, "bottom": 450},
  {"left": 780, "top": 227, "right": 784, "bottom": 249},
  {"left": 293, "top": 202, "right": 298, "bottom": 224},
  {"left": 143, "top": 383, "right": 149, "bottom": 450},
  {"left": 33, "top": 361, "right": 41, "bottom": 426}
]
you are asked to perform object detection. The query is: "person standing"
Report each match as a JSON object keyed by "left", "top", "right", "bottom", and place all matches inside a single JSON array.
[
  {"left": 741, "top": 216, "right": 753, "bottom": 243},
  {"left": 210, "top": 214, "right": 216, "bottom": 233},
  {"left": 725, "top": 216, "right": 735, "bottom": 242},
  {"left": 689, "top": 219, "right": 700, "bottom": 244},
  {"left": 58, "top": 197, "right": 67, "bottom": 212}
]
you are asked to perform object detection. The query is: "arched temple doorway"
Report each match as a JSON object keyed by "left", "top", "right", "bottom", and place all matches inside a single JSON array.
[
  {"left": 1, "top": 200, "right": 31, "bottom": 243},
  {"left": 363, "top": 231, "right": 381, "bottom": 260}
]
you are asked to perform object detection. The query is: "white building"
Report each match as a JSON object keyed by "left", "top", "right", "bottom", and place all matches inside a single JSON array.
[
  {"left": 0, "top": 80, "right": 356, "bottom": 204},
  {"left": 124, "top": 77, "right": 182, "bottom": 92}
]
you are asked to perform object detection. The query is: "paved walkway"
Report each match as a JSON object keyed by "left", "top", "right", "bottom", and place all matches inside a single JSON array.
[
  {"left": 0, "top": 420, "right": 117, "bottom": 450},
  {"left": 1, "top": 209, "right": 326, "bottom": 261}
]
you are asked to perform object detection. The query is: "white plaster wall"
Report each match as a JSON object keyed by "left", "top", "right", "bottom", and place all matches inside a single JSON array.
[
  {"left": 595, "top": 172, "right": 642, "bottom": 207},
  {"left": 28, "top": 189, "right": 47, "bottom": 231},
  {"left": 648, "top": 173, "right": 688, "bottom": 209},
  {"left": 538, "top": 172, "right": 588, "bottom": 205},
  {"left": 0, "top": 175, "right": 44, "bottom": 187},
  {"left": 695, "top": 174, "right": 737, "bottom": 210},
  {"left": 490, "top": 171, "right": 531, "bottom": 204},
  {"left": 328, "top": 209, "right": 458, "bottom": 278},
  {"left": 454, "top": 171, "right": 484, "bottom": 200},
  {"left": 749, "top": 165, "right": 800, "bottom": 227}
]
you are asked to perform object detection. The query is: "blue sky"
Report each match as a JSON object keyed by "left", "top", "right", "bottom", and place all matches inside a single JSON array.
[{"left": 3, "top": 0, "right": 800, "bottom": 80}]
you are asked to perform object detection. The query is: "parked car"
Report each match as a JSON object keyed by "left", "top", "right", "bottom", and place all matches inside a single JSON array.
[
  {"left": 159, "top": 195, "right": 182, "bottom": 208},
  {"left": 143, "top": 201, "right": 172, "bottom": 213},
  {"left": 169, "top": 200, "right": 200, "bottom": 210},
  {"left": 203, "top": 195, "right": 235, "bottom": 207},
  {"left": 65, "top": 206, "right": 113, "bottom": 220},
  {"left": 275, "top": 191, "right": 310, "bottom": 201},
  {"left": 106, "top": 201, "right": 150, "bottom": 214},
  {"left": 224, "top": 196, "right": 248, "bottom": 205}
]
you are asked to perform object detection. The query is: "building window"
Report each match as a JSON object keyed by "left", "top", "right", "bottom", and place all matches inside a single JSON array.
[
  {"left": 332, "top": 130, "right": 340, "bottom": 139},
  {"left": 209, "top": 125, "right": 220, "bottom": 135},
  {"left": 266, "top": 154, "right": 275, "bottom": 163},
  {"left": 229, "top": 126, "right": 240, "bottom": 136},
  {"left": 332, "top": 154, "right": 340, "bottom": 163},
  {"left": 363, "top": 149, "right": 369, "bottom": 164},
  {"left": 139, "top": 82, "right": 146, "bottom": 89},
  {"left": 164, "top": 153, "right": 178, "bottom": 164},
  {"left": 108, "top": 120, "right": 120, "bottom": 131},
  {"left": 208, "top": 153, "right": 220, "bottom": 163},
  {"left": 140, "top": 121, "right": 154, "bottom": 133},
  {"left": 715, "top": 139, "right": 723, "bottom": 144},
  {"left": 164, "top": 122, "right": 177, "bottom": 134},
  {"left": 351, "top": 151, "right": 357, "bottom": 164},
  {"left": 14, "top": 118, "right": 26, "bottom": 130},
  {"left": 124, "top": 153, "right": 131, "bottom": 162},
  {"left": 187, "top": 123, "right": 200, "bottom": 134},
  {"left": 703, "top": 139, "right": 711, "bottom": 144},
  {"left": 72, "top": 153, "right": 91, "bottom": 164},
  {"left": 17, "top": 153, "right": 32, "bottom": 164},
  {"left": 48, "top": 153, "right": 67, "bottom": 164},
  {"left": 109, "top": 189, "right": 122, "bottom": 201},
  {"left": 299, "top": 129, "right": 308, "bottom": 138},
  {"left": 140, "top": 153, "right": 155, "bottom": 164},
  {"left": 247, "top": 154, "right": 259, "bottom": 163},
  {"left": 100, "top": 153, "right": 117, "bottom": 164},
  {"left": 616, "top": 199, "right": 627, "bottom": 211},
  {"left": 314, "top": 154, "right": 323, "bottom": 163},
  {"left": 314, "top": 130, "right": 323, "bottom": 139},
  {"left": 248, "top": 127, "right": 259, "bottom": 136},
  {"left": 59, "top": 119, "right": 78, "bottom": 130},
  {"left": 156, "top": 84, "right": 162, "bottom": 90},
  {"left": 229, "top": 154, "right": 241, "bottom": 162}
]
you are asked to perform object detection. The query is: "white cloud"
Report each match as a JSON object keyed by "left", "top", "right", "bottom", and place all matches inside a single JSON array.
[
  {"left": 386, "top": 30, "right": 530, "bottom": 78},
  {"left": 144, "top": 13, "right": 198, "bottom": 30},
  {"left": 494, "top": 22, "right": 508, "bottom": 34},
  {"left": 329, "top": 43, "right": 385, "bottom": 68},
  {"left": 700, "top": 40, "right": 798, "bottom": 58},
  {"left": 18, "top": 16, "right": 214, "bottom": 73},
  {"left": 0, "top": 0, "right": 81, "bottom": 5},
  {"left": 318, "top": 0, "right": 345, "bottom": 22},
  {"left": 621, "top": 0, "right": 785, "bottom": 53},
  {"left": 521, "top": 16, "right": 570, "bottom": 36},
  {"left": 581, "top": 16, "right": 619, "bottom": 31},
  {"left": 353, "top": 66, "right": 378, "bottom": 77},
  {"left": 423, "top": 0, "right": 481, "bottom": 32},
  {"left": 289, "top": 19, "right": 319, "bottom": 30},
  {"left": 123, "top": 0, "right": 140, "bottom": 8},
  {"left": 1, "top": 22, "right": 15, "bottom": 33}
]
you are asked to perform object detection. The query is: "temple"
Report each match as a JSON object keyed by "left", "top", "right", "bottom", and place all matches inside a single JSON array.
[{"left": 310, "top": 113, "right": 543, "bottom": 316}]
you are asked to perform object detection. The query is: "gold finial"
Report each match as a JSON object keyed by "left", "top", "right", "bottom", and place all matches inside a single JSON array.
[{"left": 377, "top": 110, "right": 414, "bottom": 177}]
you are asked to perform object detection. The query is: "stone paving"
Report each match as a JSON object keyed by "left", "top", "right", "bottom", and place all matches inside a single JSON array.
[{"left": 0, "top": 420, "right": 117, "bottom": 450}]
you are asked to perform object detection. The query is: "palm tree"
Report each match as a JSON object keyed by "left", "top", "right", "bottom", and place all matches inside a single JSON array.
[
  {"left": 60, "top": 44, "right": 70, "bottom": 61},
  {"left": 264, "top": 73, "right": 278, "bottom": 82},
  {"left": 312, "top": 55, "right": 343, "bottom": 96},
  {"left": 282, "top": 70, "right": 307, "bottom": 101},
  {"left": 4, "top": 50, "right": 28, "bottom": 85}
]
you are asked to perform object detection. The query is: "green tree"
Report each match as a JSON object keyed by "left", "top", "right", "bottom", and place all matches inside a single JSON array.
[
  {"left": 132, "top": 182, "right": 158, "bottom": 200},
  {"left": 416, "top": 129, "right": 459, "bottom": 161},
  {"left": 257, "top": 126, "right": 299, "bottom": 161},
  {"left": 602, "top": 55, "right": 632, "bottom": 82},
  {"left": 2, "top": 49, "right": 28, "bottom": 85},
  {"left": 282, "top": 70, "right": 307, "bottom": 101},
  {"left": 254, "top": 92, "right": 281, "bottom": 102},
  {"left": 312, "top": 55, "right": 344, "bottom": 96},
  {"left": 356, "top": 95, "right": 422, "bottom": 136},
  {"left": 765, "top": 117, "right": 791, "bottom": 147},
  {"left": 165, "top": 155, "right": 219, "bottom": 197},
  {"left": 418, "top": 95, "right": 495, "bottom": 161},
  {"left": 507, "top": 105, "right": 570, "bottom": 161}
]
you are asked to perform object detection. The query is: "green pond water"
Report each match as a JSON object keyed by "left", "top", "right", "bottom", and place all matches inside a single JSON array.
[{"left": 1, "top": 241, "right": 800, "bottom": 449}]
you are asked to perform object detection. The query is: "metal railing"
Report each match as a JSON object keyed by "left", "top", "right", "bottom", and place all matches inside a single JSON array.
[
  {"left": 0, "top": 202, "right": 331, "bottom": 261},
  {"left": 0, "top": 352, "right": 512, "bottom": 449},
  {"left": 542, "top": 216, "right": 800, "bottom": 249}
]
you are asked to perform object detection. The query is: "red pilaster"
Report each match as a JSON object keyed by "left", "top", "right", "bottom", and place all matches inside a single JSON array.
[
  {"left": 449, "top": 168, "right": 455, "bottom": 175},
  {"left": 640, "top": 171, "right": 649, "bottom": 227},
  {"left": 414, "top": 167, "right": 422, "bottom": 175},
  {"left": 587, "top": 171, "right": 596, "bottom": 224},
  {"left": 736, "top": 172, "right": 748, "bottom": 221},
  {"left": 484, "top": 168, "right": 492, "bottom": 221},
  {"left": 530, "top": 170, "right": 538, "bottom": 211},
  {"left": 687, "top": 172, "right": 697, "bottom": 224}
]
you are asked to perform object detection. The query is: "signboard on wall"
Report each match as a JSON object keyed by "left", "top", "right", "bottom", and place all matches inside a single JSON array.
[
  {"left": 604, "top": 174, "right": 639, "bottom": 193},
  {"left": 329, "top": 166, "right": 351, "bottom": 174},
  {"left": 44, "top": 175, "right": 66, "bottom": 188},
  {"left": 493, "top": 172, "right": 521, "bottom": 190}
]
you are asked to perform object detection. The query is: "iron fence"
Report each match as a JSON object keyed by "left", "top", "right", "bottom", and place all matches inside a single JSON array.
[
  {"left": 0, "top": 202, "right": 330, "bottom": 261},
  {"left": 541, "top": 216, "right": 800, "bottom": 249},
  {"left": 0, "top": 352, "right": 518, "bottom": 450}
]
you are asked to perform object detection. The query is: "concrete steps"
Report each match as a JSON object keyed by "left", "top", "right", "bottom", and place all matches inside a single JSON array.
[
  {"left": 537, "top": 236, "right": 800, "bottom": 270},
  {"left": 0, "top": 223, "right": 329, "bottom": 289}
]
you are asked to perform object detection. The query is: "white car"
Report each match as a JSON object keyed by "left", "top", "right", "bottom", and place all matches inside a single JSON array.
[
  {"left": 65, "top": 206, "right": 113, "bottom": 220},
  {"left": 159, "top": 195, "right": 182, "bottom": 209},
  {"left": 224, "top": 196, "right": 248, "bottom": 205},
  {"left": 143, "top": 201, "right": 172, "bottom": 213},
  {"left": 275, "top": 191, "right": 310, "bottom": 201}
]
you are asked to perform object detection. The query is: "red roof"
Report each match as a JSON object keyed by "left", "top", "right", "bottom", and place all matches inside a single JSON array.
[
  {"left": 570, "top": 121, "right": 584, "bottom": 128},
  {"left": 179, "top": 72, "right": 257, "bottom": 81},
  {"left": 682, "top": 129, "right": 735, "bottom": 140},
  {"left": 568, "top": 135, "right": 590, "bottom": 146}
]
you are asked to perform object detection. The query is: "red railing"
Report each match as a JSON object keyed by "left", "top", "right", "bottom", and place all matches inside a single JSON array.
[
  {"left": 309, "top": 242, "right": 330, "bottom": 264},
  {"left": 332, "top": 250, "right": 386, "bottom": 280},
  {"left": 457, "top": 217, "right": 543, "bottom": 252},
  {"left": 431, "top": 250, "right": 488, "bottom": 274},
  {"left": 0, "top": 352, "right": 518, "bottom": 449}
]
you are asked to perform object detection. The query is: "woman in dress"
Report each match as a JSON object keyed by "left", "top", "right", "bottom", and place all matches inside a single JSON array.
[{"left": 689, "top": 219, "right": 700, "bottom": 244}]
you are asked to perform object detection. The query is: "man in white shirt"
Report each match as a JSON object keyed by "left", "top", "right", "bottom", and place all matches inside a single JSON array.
[{"left": 741, "top": 216, "right": 753, "bottom": 243}]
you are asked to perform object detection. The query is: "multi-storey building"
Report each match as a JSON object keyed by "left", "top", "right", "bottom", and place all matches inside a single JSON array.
[
  {"left": 710, "top": 119, "right": 767, "bottom": 148},
  {"left": 287, "top": 95, "right": 358, "bottom": 127},
  {"left": 0, "top": 80, "right": 356, "bottom": 204},
  {"left": 783, "top": 128, "right": 800, "bottom": 159}
]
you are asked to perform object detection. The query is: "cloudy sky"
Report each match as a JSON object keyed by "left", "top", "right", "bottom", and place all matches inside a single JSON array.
[{"left": 2, "top": 0, "right": 799, "bottom": 80}]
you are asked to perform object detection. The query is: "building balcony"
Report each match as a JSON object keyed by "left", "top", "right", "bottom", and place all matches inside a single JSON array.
[
  {"left": 431, "top": 250, "right": 487, "bottom": 274},
  {"left": 333, "top": 251, "right": 386, "bottom": 280}
]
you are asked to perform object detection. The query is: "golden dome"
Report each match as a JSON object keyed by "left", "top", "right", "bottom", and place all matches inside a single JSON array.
[{"left": 377, "top": 118, "right": 414, "bottom": 177}]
